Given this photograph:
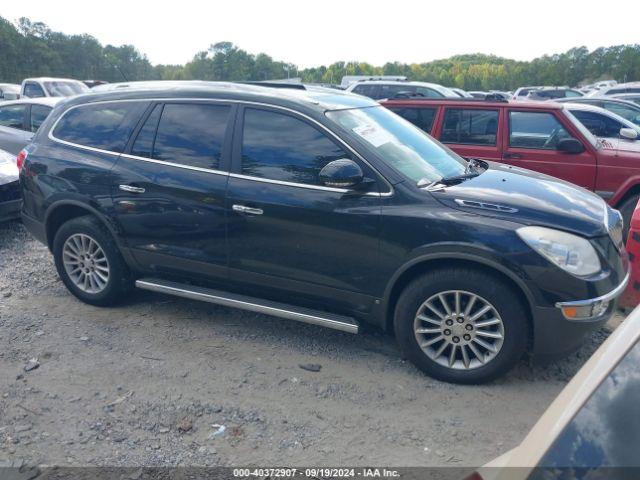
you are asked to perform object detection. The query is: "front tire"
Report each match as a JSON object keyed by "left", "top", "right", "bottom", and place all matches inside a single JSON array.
[
  {"left": 394, "top": 268, "right": 529, "bottom": 384},
  {"left": 53, "top": 215, "right": 132, "bottom": 306}
]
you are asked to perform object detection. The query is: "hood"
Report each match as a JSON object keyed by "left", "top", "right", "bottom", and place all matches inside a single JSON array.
[{"left": 430, "top": 162, "right": 608, "bottom": 237}]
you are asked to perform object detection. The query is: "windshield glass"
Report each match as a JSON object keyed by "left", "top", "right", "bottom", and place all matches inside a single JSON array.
[
  {"left": 44, "top": 81, "right": 89, "bottom": 97},
  {"left": 326, "top": 106, "right": 466, "bottom": 183},
  {"left": 563, "top": 108, "right": 600, "bottom": 148}
]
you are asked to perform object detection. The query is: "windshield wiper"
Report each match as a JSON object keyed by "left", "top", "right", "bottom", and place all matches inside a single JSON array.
[
  {"left": 417, "top": 159, "right": 485, "bottom": 189},
  {"left": 438, "top": 171, "right": 481, "bottom": 185}
]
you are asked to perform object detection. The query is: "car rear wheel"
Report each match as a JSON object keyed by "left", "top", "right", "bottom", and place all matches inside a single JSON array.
[
  {"left": 53, "top": 215, "right": 133, "bottom": 306},
  {"left": 394, "top": 268, "right": 529, "bottom": 384}
]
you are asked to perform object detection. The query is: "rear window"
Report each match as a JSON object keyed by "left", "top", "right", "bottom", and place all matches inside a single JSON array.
[
  {"left": 441, "top": 108, "right": 499, "bottom": 146},
  {"left": 52, "top": 101, "right": 147, "bottom": 152}
]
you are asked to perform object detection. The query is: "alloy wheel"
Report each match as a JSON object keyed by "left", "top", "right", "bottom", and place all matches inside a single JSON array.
[
  {"left": 414, "top": 290, "right": 505, "bottom": 370},
  {"left": 62, "top": 233, "right": 110, "bottom": 294}
]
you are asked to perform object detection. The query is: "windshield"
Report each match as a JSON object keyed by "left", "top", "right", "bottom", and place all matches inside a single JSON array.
[
  {"left": 563, "top": 108, "right": 600, "bottom": 148},
  {"left": 44, "top": 81, "right": 89, "bottom": 97},
  {"left": 326, "top": 106, "right": 466, "bottom": 183}
]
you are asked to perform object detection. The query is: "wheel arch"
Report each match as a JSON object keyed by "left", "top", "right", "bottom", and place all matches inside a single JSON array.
[{"left": 382, "top": 253, "right": 536, "bottom": 335}]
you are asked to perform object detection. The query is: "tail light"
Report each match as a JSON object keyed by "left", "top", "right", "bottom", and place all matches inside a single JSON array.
[{"left": 16, "top": 149, "right": 27, "bottom": 172}]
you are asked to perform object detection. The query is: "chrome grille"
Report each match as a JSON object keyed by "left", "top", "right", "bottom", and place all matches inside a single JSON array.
[{"left": 607, "top": 209, "right": 624, "bottom": 251}]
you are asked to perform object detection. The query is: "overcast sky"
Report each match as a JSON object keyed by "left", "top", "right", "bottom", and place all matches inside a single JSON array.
[{"left": 2, "top": 1, "right": 639, "bottom": 68}]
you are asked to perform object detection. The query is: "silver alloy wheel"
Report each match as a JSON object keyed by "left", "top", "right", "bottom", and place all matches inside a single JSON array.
[
  {"left": 62, "top": 233, "right": 110, "bottom": 294},
  {"left": 414, "top": 290, "right": 505, "bottom": 370}
]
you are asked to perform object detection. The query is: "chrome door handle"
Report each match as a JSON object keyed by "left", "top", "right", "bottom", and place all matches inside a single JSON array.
[
  {"left": 232, "top": 204, "right": 263, "bottom": 215},
  {"left": 119, "top": 184, "right": 146, "bottom": 194}
]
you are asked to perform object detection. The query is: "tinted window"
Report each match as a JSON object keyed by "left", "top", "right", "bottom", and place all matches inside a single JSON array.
[
  {"left": 441, "top": 109, "right": 499, "bottom": 146},
  {"left": 415, "top": 87, "right": 444, "bottom": 98},
  {"left": 242, "top": 108, "right": 347, "bottom": 185},
  {"left": 131, "top": 104, "right": 162, "bottom": 158},
  {"left": 604, "top": 102, "right": 640, "bottom": 125},
  {"left": 509, "top": 111, "right": 572, "bottom": 149},
  {"left": 0, "top": 104, "right": 26, "bottom": 129},
  {"left": 30, "top": 104, "right": 51, "bottom": 132},
  {"left": 352, "top": 85, "right": 376, "bottom": 98},
  {"left": 570, "top": 110, "right": 624, "bottom": 138},
  {"left": 53, "top": 101, "right": 147, "bottom": 152},
  {"left": 530, "top": 340, "right": 640, "bottom": 476},
  {"left": 23, "top": 82, "right": 45, "bottom": 98},
  {"left": 390, "top": 107, "right": 437, "bottom": 133},
  {"left": 152, "top": 103, "right": 230, "bottom": 170}
]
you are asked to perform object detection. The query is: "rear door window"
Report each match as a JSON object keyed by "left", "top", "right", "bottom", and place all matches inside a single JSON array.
[
  {"left": 0, "top": 104, "right": 27, "bottom": 130},
  {"left": 389, "top": 107, "right": 437, "bottom": 133},
  {"left": 508, "top": 111, "right": 572, "bottom": 150},
  {"left": 23, "top": 82, "right": 45, "bottom": 98},
  {"left": 150, "top": 103, "right": 230, "bottom": 170},
  {"left": 53, "top": 101, "right": 148, "bottom": 152},
  {"left": 441, "top": 108, "right": 499, "bottom": 146},
  {"left": 29, "top": 104, "right": 52, "bottom": 132},
  {"left": 241, "top": 108, "right": 348, "bottom": 186}
]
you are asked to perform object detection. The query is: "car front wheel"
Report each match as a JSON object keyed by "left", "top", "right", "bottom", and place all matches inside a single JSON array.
[{"left": 394, "top": 268, "right": 530, "bottom": 384}]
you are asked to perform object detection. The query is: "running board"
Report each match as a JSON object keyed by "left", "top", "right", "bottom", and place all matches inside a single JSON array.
[{"left": 135, "top": 278, "right": 359, "bottom": 334}]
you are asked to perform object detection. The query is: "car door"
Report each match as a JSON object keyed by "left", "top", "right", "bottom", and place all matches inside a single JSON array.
[
  {"left": 434, "top": 106, "right": 503, "bottom": 161},
  {"left": 501, "top": 109, "right": 597, "bottom": 190},
  {"left": 111, "top": 101, "right": 234, "bottom": 282},
  {"left": 0, "top": 103, "right": 32, "bottom": 155},
  {"left": 225, "top": 105, "right": 382, "bottom": 314}
]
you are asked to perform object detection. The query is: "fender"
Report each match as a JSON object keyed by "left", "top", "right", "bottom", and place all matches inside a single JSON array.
[
  {"left": 609, "top": 175, "right": 640, "bottom": 207},
  {"left": 377, "top": 242, "right": 538, "bottom": 328}
]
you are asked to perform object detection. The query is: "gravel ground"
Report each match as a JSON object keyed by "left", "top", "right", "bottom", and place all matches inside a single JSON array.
[{"left": 0, "top": 220, "right": 625, "bottom": 468}]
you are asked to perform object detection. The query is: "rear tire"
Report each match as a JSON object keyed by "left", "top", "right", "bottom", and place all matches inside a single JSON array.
[
  {"left": 394, "top": 267, "right": 529, "bottom": 384},
  {"left": 52, "top": 215, "right": 132, "bottom": 306},
  {"left": 618, "top": 194, "right": 639, "bottom": 241}
]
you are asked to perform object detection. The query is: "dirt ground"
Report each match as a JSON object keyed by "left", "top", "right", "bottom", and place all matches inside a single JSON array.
[{"left": 0, "top": 220, "right": 624, "bottom": 468}]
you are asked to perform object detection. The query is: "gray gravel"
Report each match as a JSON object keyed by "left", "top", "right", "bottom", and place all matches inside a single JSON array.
[{"left": 0, "top": 220, "right": 622, "bottom": 467}]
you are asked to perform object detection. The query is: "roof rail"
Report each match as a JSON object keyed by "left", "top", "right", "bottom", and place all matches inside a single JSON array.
[
  {"left": 389, "top": 93, "right": 509, "bottom": 103},
  {"left": 240, "top": 81, "right": 306, "bottom": 90}
]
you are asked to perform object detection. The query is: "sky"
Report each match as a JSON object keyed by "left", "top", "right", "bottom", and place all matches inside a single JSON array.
[{"left": 2, "top": 0, "right": 639, "bottom": 68}]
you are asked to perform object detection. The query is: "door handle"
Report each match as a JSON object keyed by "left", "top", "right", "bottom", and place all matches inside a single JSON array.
[
  {"left": 232, "top": 204, "right": 263, "bottom": 215},
  {"left": 119, "top": 184, "right": 146, "bottom": 194},
  {"left": 503, "top": 153, "right": 523, "bottom": 160}
]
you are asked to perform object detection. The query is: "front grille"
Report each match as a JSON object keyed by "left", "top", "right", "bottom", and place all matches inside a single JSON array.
[{"left": 607, "top": 208, "right": 625, "bottom": 251}]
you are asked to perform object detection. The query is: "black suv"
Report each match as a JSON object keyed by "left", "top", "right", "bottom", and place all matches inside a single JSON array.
[{"left": 19, "top": 82, "right": 629, "bottom": 384}]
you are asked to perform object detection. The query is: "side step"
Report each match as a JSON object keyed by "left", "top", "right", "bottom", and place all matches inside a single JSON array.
[{"left": 135, "top": 278, "right": 359, "bottom": 334}]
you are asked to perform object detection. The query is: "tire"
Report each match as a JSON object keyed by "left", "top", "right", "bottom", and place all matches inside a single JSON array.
[
  {"left": 394, "top": 267, "right": 529, "bottom": 384},
  {"left": 618, "top": 194, "right": 639, "bottom": 241},
  {"left": 52, "top": 215, "right": 133, "bottom": 306}
]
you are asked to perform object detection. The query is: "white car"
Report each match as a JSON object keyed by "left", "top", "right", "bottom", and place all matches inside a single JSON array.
[
  {"left": 587, "top": 81, "right": 640, "bottom": 97},
  {"left": 344, "top": 80, "right": 459, "bottom": 100},
  {"left": 0, "top": 83, "right": 20, "bottom": 101},
  {"left": 20, "top": 77, "right": 89, "bottom": 99},
  {"left": 563, "top": 102, "right": 640, "bottom": 150}
]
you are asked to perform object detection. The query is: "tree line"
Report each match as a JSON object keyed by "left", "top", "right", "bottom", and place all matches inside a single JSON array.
[{"left": 1, "top": 16, "right": 639, "bottom": 89}]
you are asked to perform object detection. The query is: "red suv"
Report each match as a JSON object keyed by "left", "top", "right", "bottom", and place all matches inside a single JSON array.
[{"left": 381, "top": 98, "right": 640, "bottom": 233}]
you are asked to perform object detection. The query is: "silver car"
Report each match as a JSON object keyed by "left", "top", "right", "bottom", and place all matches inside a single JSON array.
[{"left": 0, "top": 97, "right": 61, "bottom": 155}]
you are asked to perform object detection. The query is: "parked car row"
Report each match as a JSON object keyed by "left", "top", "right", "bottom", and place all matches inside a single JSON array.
[{"left": 13, "top": 81, "right": 628, "bottom": 385}]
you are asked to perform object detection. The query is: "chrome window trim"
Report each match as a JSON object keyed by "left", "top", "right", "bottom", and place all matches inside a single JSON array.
[{"left": 47, "top": 97, "right": 394, "bottom": 197}]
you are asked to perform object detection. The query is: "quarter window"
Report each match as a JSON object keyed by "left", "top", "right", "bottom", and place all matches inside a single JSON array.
[
  {"left": 441, "top": 108, "right": 499, "bottom": 146},
  {"left": 53, "top": 102, "right": 147, "bottom": 152},
  {"left": 30, "top": 105, "right": 52, "bottom": 132},
  {"left": 509, "top": 111, "right": 572, "bottom": 150},
  {"left": 241, "top": 108, "right": 348, "bottom": 186},
  {"left": 390, "top": 107, "right": 437, "bottom": 133},
  {"left": 151, "top": 103, "right": 230, "bottom": 170},
  {"left": 0, "top": 104, "right": 26, "bottom": 129}
]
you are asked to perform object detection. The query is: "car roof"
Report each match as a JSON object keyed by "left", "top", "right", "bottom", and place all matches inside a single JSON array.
[
  {"left": 381, "top": 97, "right": 565, "bottom": 110},
  {"left": 22, "top": 77, "right": 85, "bottom": 83},
  {"left": 0, "top": 97, "right": 63, "bottom": 107},
  {"left": 58, "top": 81, "right": 379, "bottom": 113}
]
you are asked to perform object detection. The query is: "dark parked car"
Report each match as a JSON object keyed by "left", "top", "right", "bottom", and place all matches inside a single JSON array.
[
  {"left": 0, "top": 149, "right": 20, "bottom": 222},
  {"left": 0, "top": 98, "right": 61, "bottom": 155},
  {"left": 18, "top": 82, "right": 628, "bottom": 384}
]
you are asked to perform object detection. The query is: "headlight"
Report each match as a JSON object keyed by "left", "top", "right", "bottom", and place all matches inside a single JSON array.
[{"left": 517, "top": 226, "right": 601, "bottom": 276}]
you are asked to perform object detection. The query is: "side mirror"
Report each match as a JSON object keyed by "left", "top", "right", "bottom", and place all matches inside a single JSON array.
[
  {"left": 319, "top": 159, "right": 363, "bottom": 188},
  {"left": 557, "top": 138, "right": 585, "bottom": 154},
  {"left": 620, "top": 128, "right": 639, "bottom": 141}
]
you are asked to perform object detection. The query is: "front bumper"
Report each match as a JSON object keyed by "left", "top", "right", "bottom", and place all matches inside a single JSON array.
[
  {"left": 532, "top": 272, "right": 629, "bottom": 361},
  {"left": 0, "top": 199, "right": 21, "bottom": 223},
  {"left": 555, "top": 271, "right": 630, "bottom": 320}
]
